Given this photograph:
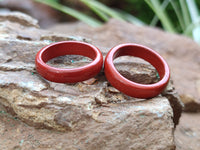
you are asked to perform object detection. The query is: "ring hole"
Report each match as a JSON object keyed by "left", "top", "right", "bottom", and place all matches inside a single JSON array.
[
  {"left": 46, "top": 55, "right": 92, "bottom": 69},
  {"left": 113, "top": 56, "right": 159, "bottom": 84}
]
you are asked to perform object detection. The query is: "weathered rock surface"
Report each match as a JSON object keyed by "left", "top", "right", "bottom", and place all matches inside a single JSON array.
[
  {"left": 180, "top": 94, "right": 200, "bottom": 112},
  {"left": 0, "top": 12, "right": 183, "bottom": 149},
  {"left": 0, "top": 0, "right": 60, "bottom": 27},
  {"left": 175, "top": 112, "right": 200, "bottom": 150},
  {"left": 49, "top": 19, "right": 200, "bottom": 112}
]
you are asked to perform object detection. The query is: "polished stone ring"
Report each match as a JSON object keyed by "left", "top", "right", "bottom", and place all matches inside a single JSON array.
[
  {"left": 104, "top": 43, "right": 170, "bottom": 98},
  {"left": 35, "top": 41, "right": 103, "bottom": 83}
]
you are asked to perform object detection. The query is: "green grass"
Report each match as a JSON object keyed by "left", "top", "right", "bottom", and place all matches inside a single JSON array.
[
  {"left": 35, "top": 0, "right": 200, "bottom": 44},
  {"left": 35, "top": 0, "right": 145, "bottom": 26},
  {"left": 145, "top": 0, "right": 176, "bottom": 33},
  {"left": 146, "top": 0, "right": 200, "bottom": 44},
  {"left": 185, "top": 0, "right": 200, "bottom": 43},
  {"left": 35, "top": 0, "right": 102, "bottom": 27}
]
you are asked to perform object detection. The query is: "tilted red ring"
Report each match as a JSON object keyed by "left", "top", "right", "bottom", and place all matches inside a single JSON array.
[
  {"left": 35, "top": 41, "right": 103, "bottom": 83},
  {"left": 104, "top": 43, "right": 170, "bottom": 98}
]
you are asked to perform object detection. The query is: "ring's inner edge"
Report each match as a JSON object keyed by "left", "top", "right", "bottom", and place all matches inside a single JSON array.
[
  {"left": 41, "top": 43, "right": 97, "bottom": 63},
  {"left": 113, "top": 45, "right": 166, "bottom": 80}
]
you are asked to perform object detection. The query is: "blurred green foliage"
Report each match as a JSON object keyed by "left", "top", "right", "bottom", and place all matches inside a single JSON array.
[
  {"left": 35, "top": 0, "right": 200, "bottom": 44},
  {"left": 114, "top": 0, "right": 155, "bottom": 24}
]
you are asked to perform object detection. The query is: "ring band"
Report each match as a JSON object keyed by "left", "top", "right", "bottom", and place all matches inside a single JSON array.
[
  {"left": 35, "top": 41, "right": 103, "bottom": 83},
  {"left": 104, "top": 43, "right": 170, "bottom": 98}
]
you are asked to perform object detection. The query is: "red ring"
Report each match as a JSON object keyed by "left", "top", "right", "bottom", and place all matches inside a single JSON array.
[
  {"left": 35, "top": 41, "right": 103, "bottom": 83},
  {"left": 104, "top": 43, "right": 170, "bottom": 98}
]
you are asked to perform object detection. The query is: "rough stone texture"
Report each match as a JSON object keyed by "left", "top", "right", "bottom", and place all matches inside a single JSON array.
[
  {"left": 0, "top": 12, "right": 183, "bottom": 149},
  {"left": 0, "top": 0, "right": 60, "bottom": 27},
  {"left": 175, "top": 113, "right": 200, "bottom": 150},
  {"left": 0, "top": 11, "right": 39, "bottom": 28},
  {"left": 49, "top": 20, "right": 200, "bottom": 112},
  {"left": 180, "top": 94, "right": 200, "bottom": 112}
]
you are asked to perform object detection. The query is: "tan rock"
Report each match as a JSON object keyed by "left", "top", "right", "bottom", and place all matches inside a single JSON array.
[
  {"left": 0, "top": 119, "right": 5, "bottom": 134},
  {"left": 196, "top": 80, "right": 200, "bottom": 97},
  {"left": 0, "top": 12, "right": 183, "bottom": 149},
  {"left": 0, "top": 11, "right": 39, "bottom": 27},
  {"left": 180, "top": 94, "right": 200, "bottom": 112},
  {"left": 0, "top": 0, "right": 60, "bottom": 27}
]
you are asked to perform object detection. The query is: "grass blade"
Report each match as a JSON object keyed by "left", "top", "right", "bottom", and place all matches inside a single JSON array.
[
  {"left": 82, "top": 0, "right": 144, "bottom": 25},
  {"left": 170, "top": 1, "right": 185, "bottom": 31},
  {"left": 179, "top": 0, "right": 191, "bottom": 27},
  {"left": 145, "top": 0, "right": 176, "bottom": 33},
  {"left": 150, "top": 0, "right": 170, "bottom": 26},
  {"left": 184, "top": 18, "right": 200, "bottom": 36},
  {"left": 81, "top": 0, "right": 109, "bottom": 21},
  {"left": 80, "top": 0, "right": 124, "bottom": 21},
  {"left": 115, "top": 9, "right": 145, "bottom": 26},
  {"left": 186, "top": 0, "right": 200, "bottom": 44},
  {"left": 35, "top": 0, "right": 102, "bottom": 27}
]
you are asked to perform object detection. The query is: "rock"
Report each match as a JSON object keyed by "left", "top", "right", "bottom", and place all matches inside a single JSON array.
[
  {"left": 0, "top": 11, "right": 39, "bottom": 28},
  {"left": 162, "top": 80, "right": 184, "bottom": 126},
  {"left": 54, "top": 105, "right": 91, "bottom": 131},
  {"left": 0, "top": 119, "right": 5, "bottom": 135},
  {"left": 196, "top": 80, "right": 200, "bottom": 98},
  {"left": 49, "top": 19, "right": 200, "bottom": 112},
  {"left": 180, "top": 94, "right": 200, "bottom": 112},
  {"left": 0, "top": 0, "right": 60, "bottom": 27},
  {"left": 40, "top": 34, "right": 90, "bottom": 43},
  {"left": 175, "top": 113, "right": 200, "bottom": 150},
  {"left": 114, "top": 56, "right": 159, "bottom": 84},
  {"left": 0, "top": 12, "right": 183, "bottom": 149}
]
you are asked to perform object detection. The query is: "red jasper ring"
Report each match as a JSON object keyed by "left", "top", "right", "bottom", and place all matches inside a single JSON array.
[
  {"left": 35, "top": 41, "right": 103, "bottom": 83},
  {"left": 104, "top": 43, "right": 170, "bottom": 98}
]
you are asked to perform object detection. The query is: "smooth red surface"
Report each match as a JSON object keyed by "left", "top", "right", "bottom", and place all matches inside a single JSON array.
[
  {"left": 35, "top": 41, "right": 103, "bottom": 83},
  {"left": 104, "top": 43, "right": 170, "bottom": 98}
]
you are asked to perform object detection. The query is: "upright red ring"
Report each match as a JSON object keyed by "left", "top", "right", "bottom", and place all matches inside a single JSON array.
[
  {"left": 35, "top": 41, "right": 103, "bottom": 83},
  {"left": 104, "top": 43, "right": 170, "bottom": 98}
]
